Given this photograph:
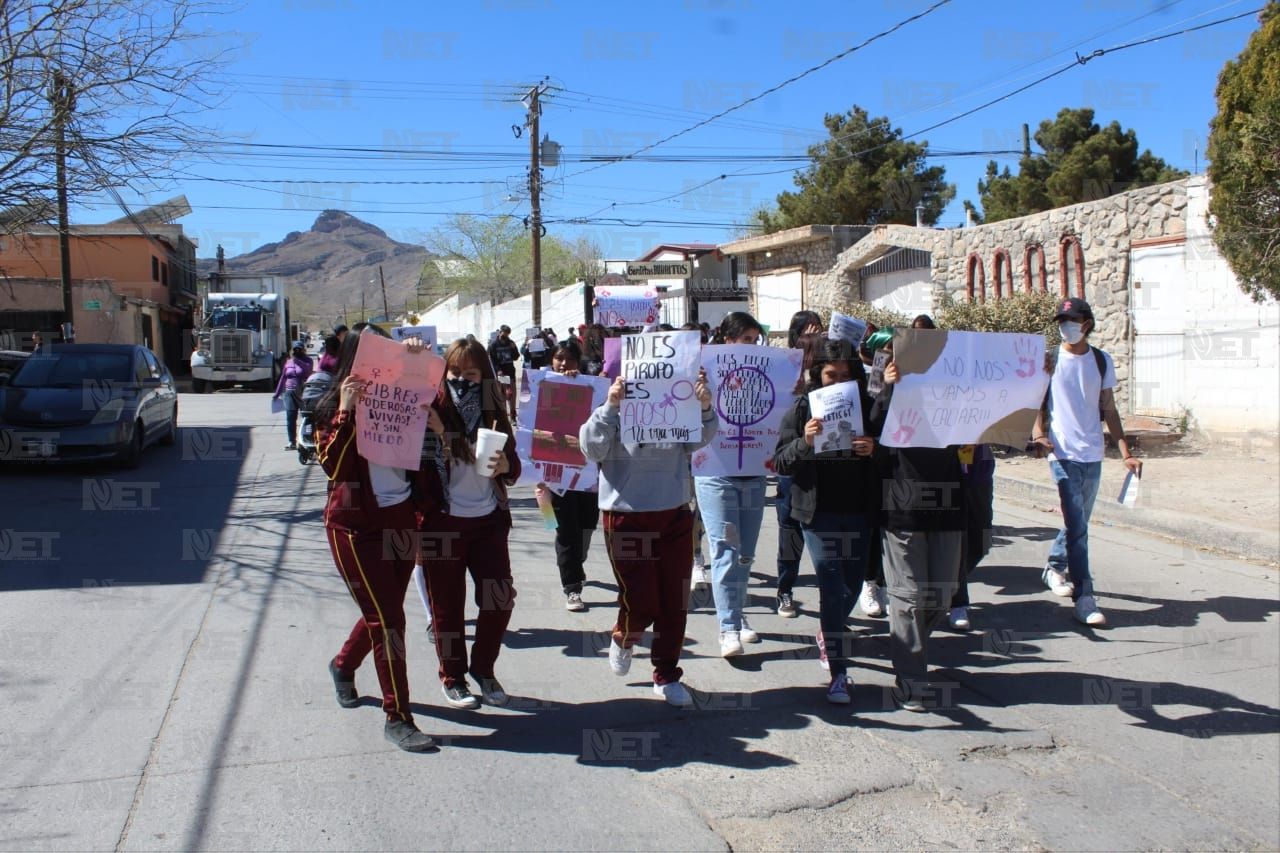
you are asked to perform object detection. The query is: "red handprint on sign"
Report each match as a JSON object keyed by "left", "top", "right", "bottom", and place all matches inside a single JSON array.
[
  {"left": 1007, "top": 337, "right": 1037, "bottom": 379},
  {"left": 891, "top": 409, "right": 921, "bottom": 445}
]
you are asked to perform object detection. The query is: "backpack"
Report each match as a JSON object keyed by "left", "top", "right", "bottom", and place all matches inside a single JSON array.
[{"left": 1042, "top": 346, "right": 1109, "bottom": 424}]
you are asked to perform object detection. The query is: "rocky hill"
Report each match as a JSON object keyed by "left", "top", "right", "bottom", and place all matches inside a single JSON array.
[{"left": 196, "top": 210, "right": 437, "bottom": 325}]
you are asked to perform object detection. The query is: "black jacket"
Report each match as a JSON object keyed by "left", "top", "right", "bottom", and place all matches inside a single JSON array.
[{"left": 871, "top": 384, "right": 966, "bottom": 532}]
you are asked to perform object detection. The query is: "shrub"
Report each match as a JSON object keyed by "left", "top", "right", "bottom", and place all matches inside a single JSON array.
[
  {"left": 827, "top": 299, "right": 913, "bottom": 332},
  {"left": 935, "top": 291, "right": 1062, "bottom": 346}
]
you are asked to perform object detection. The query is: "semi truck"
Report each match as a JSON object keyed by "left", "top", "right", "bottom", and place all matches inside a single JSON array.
[{"left": 190, "top": 274, "right": 291, "bottom": 393}]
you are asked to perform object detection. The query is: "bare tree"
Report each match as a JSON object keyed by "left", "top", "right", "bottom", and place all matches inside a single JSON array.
[{"left": 0, "top": 0, "right": 228, "bottom": 234}]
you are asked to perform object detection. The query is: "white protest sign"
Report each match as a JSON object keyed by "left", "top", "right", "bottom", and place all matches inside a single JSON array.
[
  {"left": 828, "top": 312, "right": 868, "bottom": 346},
  {"left": 882, "top": 329, "right": 1049, "bottom": 448},
  {"left": 515, "top": 369, "right": 610, "bottom": 491},
  {"left": 808, "top": 381, "right": 865, "bottom": 453},
  {"left": 692, "top": 345, "right": 802, "bottom": 476},
  {"left": 595, "top": 284, "right": 660, "bottom": 328},
  {"left": 1118, "top": 471, "right": 1141, "bottom": 508},
  {"left": 390, "top": 325, "right": 437, "bottom": 350},
  {"left": 867, "top": 349, "right": 891, "bottom": 397},
  {"left": 350, "top": 334, "right": 445, "bottom": 469},
  {"left": 621, "top": 330, "right": 702, "bottom": 444},
  {"left": 527, "top": 338, "right": 546, "bottom": 353}
]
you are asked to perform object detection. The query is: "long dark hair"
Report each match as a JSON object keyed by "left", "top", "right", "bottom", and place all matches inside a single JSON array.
[
  {"left": 315, "top": 325, "right": 391, "bottom": 424},
  {"left": 437, "top": 338, "right": 513, "bottom": 464},
  {"left": 788, "top": 310, "right": 824, "bottom": 348},
  {"left": 550, "top": 339, "right": 582, "bottom": 369},
  {"left": 712, "top": 311, "right": 763, "bottom": 344},
  {"left": 805, "top": 338, "right": 864, "bottom": 392}
]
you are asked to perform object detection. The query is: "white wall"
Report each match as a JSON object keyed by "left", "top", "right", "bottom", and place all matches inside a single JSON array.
[{"left": 862, "top": 268, "right": 933, "bottom": 317}]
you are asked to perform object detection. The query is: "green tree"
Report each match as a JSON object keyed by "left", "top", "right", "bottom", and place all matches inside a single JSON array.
[
  {"left": 974, "top": 107, "right": 1187, "bottom": 223},
  {"left": 755, "top": 106, "right": 955, "bottom": 232},
  {"left": 1207, "top": 3, "right": 1280, "bottom": 302}
]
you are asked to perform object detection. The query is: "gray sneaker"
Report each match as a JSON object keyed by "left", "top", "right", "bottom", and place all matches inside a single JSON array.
[{"left": 384, "top": 718, "right": 437, "bottom": 752}]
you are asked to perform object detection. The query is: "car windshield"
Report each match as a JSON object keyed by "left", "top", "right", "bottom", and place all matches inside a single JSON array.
[
  {"left": 11, "top": 353, "right": 133, "bottom": 388},
  {"left": 206, "top": 306, "right": 262, "bottom": 331}
]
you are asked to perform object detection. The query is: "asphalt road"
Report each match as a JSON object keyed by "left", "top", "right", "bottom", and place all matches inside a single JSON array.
[{"left": 1, "top": 392, "right": 1277, "bottom": 851}]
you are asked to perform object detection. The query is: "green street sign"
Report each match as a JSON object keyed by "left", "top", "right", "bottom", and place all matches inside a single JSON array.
[{"left": 83, "top": 300, "right": 102, "bottom": 310}]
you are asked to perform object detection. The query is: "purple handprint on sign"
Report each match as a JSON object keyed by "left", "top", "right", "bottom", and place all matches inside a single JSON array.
[{"left": 891, "top": 409, "right": 921, "bottom": 445}]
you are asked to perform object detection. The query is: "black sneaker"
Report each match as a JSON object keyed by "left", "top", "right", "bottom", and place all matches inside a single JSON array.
[
  {"left": 441, "top": 681, "right": 480, "bottom": 709},
  {"left": 471, "top": 674, "right": 509, "bottom": 707},
  {"left": 329, "top": 658, "right": 360, "bottom": 708},
  {"left": 777, "top": 593, "right": 798, "bottom": 618},
  {"left": 384, "top": 718, "right": 437, "bottom": 753}
]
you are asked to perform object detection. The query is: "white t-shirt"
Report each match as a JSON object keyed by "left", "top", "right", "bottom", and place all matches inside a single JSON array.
[
  {"left": 1048, "top": 346, "right": 1116, "bottom": 464},
  {"left": 368, "top": 462, "right": 411, "bottom": 508},
  {"left": 447, "top": 449, "right": 498, "bottom": 518}
]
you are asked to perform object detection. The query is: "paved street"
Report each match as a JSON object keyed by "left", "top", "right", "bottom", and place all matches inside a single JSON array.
[{"left": 1, "top": 392, "right": 1277, "bottom": 852}]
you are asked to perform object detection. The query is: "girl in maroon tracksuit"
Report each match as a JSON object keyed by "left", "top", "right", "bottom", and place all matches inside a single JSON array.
[
  {"left": 317, "top": 326, "right": 441, "bottom": 753},
  {"left": 414, "top": 338, "right": 521, "bottom": 711}
]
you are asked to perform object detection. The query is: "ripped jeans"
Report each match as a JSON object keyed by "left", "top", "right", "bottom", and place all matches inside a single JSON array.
[{"left": 694, "top": 475, "right": 767, "bottom": 634}]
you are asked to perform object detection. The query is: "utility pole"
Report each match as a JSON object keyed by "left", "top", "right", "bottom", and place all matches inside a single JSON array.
[
  {"left": 527, "top": 83, "right": 543, "bottom": 328},
  {"left": 378, "top": 264, "right": 390, "bottom": 320},
  {"left": 360, "top": 289, "right": 366, "bottom": 323},
  {"left": 50, "top": 70, "right": 75, "bottom": 342},
  {"left": 1022, "top": 123, "right": 1031, "bottom": 159}
]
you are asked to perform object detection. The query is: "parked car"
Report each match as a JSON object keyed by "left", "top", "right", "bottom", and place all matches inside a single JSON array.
[
  {"left": 0, "top": 344, "right": 178, "bottom": 468},
  {"left": 0, "top": 350, "right": 29, "bottom": 384}
]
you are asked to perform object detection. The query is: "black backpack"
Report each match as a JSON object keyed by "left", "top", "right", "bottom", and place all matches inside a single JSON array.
[{"left": 1042, "top": 346, "right": 1109, "bottom": 423}]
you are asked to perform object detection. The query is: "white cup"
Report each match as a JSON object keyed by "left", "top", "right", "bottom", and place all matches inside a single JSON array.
[{"left": 473, "top": 427, "right": 507, "bottom": 477}]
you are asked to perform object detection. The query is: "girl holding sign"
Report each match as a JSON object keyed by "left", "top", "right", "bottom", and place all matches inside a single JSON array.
[
  {"left": 414, "top": 339, "right": 522, "bottom": 711},
  {"left": 694, "top": 312, "right": 769, "bottom": 658},
  {"left": 773, "top": 338, "right": 881, "bottom": 706},
  {"left": 315, "top": 326, "right": 440, "bottom": 753}
]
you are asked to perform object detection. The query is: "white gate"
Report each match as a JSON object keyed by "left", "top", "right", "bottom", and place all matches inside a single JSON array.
[{"left": 1130, "top": 244, "right": 1186, "bottom": 416}]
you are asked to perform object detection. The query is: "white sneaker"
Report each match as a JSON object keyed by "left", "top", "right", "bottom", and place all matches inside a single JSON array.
[
  {"left": 1074, "top": 595, "right": 1107, "bottom": 627},
  {"left": 719, "top": 631, "right": 744, "bottom": 657},
  {"left": 948, "top": 606, "right": 971, "bottom": 631},
  {"left": 1043, "top": 566, "right": 1074, "bottom": 597},
  {"left": 860, "top": 582, "right": 885, "bottom": 617},
  {"left": 565, "top": 591, "right": 586, "bottom": 612},
  {"left": 739, "top": 617, "right": 760, "bottom": 644},
  {"left": 690, "top": 565, "right": 710, "bottom": 590},
  {"left": 654, "top": 681, "right": 694, "bottom": 708},
  {"left": 608, "top": 638, "right": 633, "bottom": 676}
]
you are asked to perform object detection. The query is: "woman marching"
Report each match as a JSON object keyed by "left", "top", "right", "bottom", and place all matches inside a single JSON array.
[
  {"left": 773, "top": 338, "right": 882, "bottom": 705},
  {"left": 694, "top": 312, "right": 769, "bottom": 657},
  {"left": 317, "top": 326, "right": 439, "bottom": 752},
  {"left": 534, "top": 339, "right": 601, "bottom": 612},
  {"left": 415, "top": 338, "right": 521, "bottom": 710},
  {"left": 273, "top": 341, "right": 313, "bottom": 451}
]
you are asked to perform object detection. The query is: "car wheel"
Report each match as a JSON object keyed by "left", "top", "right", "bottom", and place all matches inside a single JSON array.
[
  {"left": 120, "top": 420, "right": 144, "bottom": 469},
  {"left": 160, "top": 403, "right": 178, "bottom": 446}
]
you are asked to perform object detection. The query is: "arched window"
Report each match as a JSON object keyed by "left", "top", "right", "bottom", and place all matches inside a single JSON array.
[
  {"left": 965, "top": 253, "right": 986, "bottom": 303},
  {"left": 1023, "top": 243, "right": 1047, "bottom": 293},
  {"left": 991, "top": 249, "right": 1013, "bottom": 300},
  {"left": 1059, "top": 235, "right": 1085, "bottom": 298}
]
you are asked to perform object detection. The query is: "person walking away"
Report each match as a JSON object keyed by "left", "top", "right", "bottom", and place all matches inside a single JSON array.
[
  {"left": 415, "top": 339, "right": 522, "bottom": 709},
  {"left": 534, "top": 340, "right": 601, "bottom": 612},
  {"left": 694, "top": 313, "right": 769, "bottom": 656},
  {"left": 1030, "top": 297, "right": 1142, "bottom": 627},
  {"left": 316, "top": 326, "right": 438, "bottom": 752},
  {"left": 490, "top": 325, "right": 521, "bottom": 423},
  {"left": 522, "top": 329, "right": 554, "bottom": 370},
  {"left": 580, "top": 367, "right": 719, "bottom": 707},
  {"left": 773, "top": 339, "right": 881, "bottom": 705},
  {"left": 274, "top": 341, "right": 313, "bottom": 450}
]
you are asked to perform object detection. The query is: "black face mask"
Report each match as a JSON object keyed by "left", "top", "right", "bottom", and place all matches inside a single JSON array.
[{"left": 448, "top": 376, "right": 479, "bottom": 395}]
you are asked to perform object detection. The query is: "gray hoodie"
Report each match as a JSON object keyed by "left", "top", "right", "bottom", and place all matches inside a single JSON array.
[{"left": 579, "top": 402, "right": 719, "bottom": 512}]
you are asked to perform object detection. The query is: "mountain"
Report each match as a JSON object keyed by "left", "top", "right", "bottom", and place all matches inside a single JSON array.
[{"left": 196, "top": 210, "right": 437, "bottom": 325}]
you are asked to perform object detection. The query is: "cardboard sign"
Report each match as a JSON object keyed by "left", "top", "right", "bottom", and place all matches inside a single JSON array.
[
  {"left": 620, "top": 330, "right": 701, "bottom": 444},
  {"left": 828, "top": 312, "right": 868, "bottom": 346},
  {"left": 692, "top": 345, "right": 802, "bottom": 476},
  {"left": 808, "top": 381, "right": 864, "bottom": 453},
  {"left": 882, "top": 329, "right": 1049, "bottom": 449},
  {"left": 390, "top": 325, "right": 437, "bottom": 350},
  {"left": 595, "top": 285, "right": 660, "bottom": 328},
  {"left": 515, "top": 369, "right": 610, "bottom": 491},
  {"left": 350, "top": 334, "right": 446, "bottom": 469}
]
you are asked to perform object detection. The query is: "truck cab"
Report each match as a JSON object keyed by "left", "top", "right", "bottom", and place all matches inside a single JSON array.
[{"left": 190, "top": 291, "right": 289, "bottom": 393}]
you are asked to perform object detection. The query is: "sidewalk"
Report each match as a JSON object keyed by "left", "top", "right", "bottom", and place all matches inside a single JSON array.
[{"left": 994, "top": 437, "right": 1280, "bottom": 566}]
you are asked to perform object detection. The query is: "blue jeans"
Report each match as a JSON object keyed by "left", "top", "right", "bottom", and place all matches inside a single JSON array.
[
  {"left": 694, "top": 476, "right": 767, "bottom": 633},
  {"left": 774, "top": 475, "right": 804, "bottom": 597},
  {"left": 1047, "top": 459, "right": 1102, "bottom": 600},
  {"left": 801, "top": 511, "right": 871, "bottom": 676}
]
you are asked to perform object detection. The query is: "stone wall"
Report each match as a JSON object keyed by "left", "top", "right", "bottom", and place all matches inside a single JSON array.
[{"left": 745, "top": 227, "right": 869, "bottom": 313}]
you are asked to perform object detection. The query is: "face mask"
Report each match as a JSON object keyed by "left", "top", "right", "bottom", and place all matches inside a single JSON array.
[
  {"left": 448, "top": 376, "right": 479, "bottom": 395},
  {"left": 1059, "top": 321, "right": 1085, "bottom": 345}
]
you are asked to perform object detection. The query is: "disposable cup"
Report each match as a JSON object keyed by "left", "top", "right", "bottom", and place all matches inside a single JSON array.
[{"left": 473, "top": 427, "right": 507, "bottom": 477}]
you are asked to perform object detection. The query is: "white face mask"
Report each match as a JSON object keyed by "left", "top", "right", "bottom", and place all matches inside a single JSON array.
[{"left": 1059, "top": 321, "right": 1086, "bottom": 345}]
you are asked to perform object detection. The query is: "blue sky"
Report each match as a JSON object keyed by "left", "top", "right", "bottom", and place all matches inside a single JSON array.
[{"left": 84, "top": 0, "right": 1263, "bottom": 262}]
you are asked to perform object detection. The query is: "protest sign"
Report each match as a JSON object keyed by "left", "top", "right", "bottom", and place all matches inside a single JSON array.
[
  {"left": 527, "top": 337, "right": 546, "bottom": 353},
  {"left": 882, "top": 329, "right": 1049, "bottom": 448},
  {"left": 350, "top": 334, "right": 445, "bottom": 469},
  {"left": 867, "top": 349, "right": 891, "bottom": 397},
  {"left": 515, "top": 369, "right": 610, "bottom": 491},
  {"left": 389, "top": 325, "right": 437, "bottom": 350},
  {"left": 595, "top": 284, "right": 660, "bottom": 328},
  {"left": 620, "top": 330, "right": 701, "bottom": 444},
  {"left": 807, "top": 381, "right": 864, "bottom": 453},
  {"left": 692, "top": 345, "right": 802, "bottom": 476},
  {"left": 602, "top": 336, "right": 622, "bottom": 379},
  {"left": 828, "top": 311, "right": 867, "bottom": 346}
]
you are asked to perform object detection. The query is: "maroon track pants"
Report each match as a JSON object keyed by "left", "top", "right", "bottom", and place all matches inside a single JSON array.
[
  {"left": 419, "top": 510, "right": 516, "bottom": 687},
  {"left": 327, "top": 500, "right": 417, "bottom": 721},
  {"left": 603, "top": 506, "right": 694, "bottom": 685}
]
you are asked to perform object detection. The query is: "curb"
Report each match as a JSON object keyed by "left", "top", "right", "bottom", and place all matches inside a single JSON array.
[{"left": 995, "top": 473, "right": 1279, "bottom": 567}]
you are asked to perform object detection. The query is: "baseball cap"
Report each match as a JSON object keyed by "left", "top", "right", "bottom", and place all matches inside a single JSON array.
[{"left": 1054, "top": 297, "right": 1093, "bottom": 322}]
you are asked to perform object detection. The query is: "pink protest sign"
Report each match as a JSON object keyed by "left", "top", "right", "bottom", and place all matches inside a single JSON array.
[
  {"left": 350, "top": 334, "right": 445, "bottom": 470},
  {"left": 602, "top": 337, "right": 622, "bottom": 379}
]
